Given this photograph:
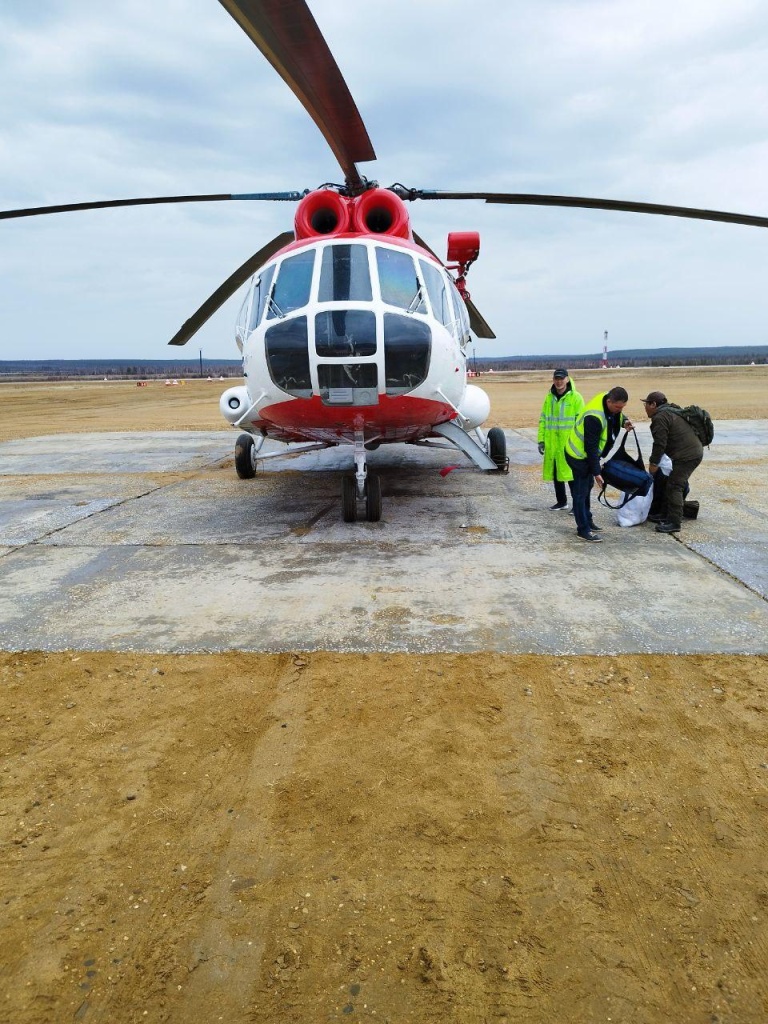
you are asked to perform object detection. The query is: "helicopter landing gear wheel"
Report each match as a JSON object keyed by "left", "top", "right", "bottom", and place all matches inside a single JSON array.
[
  {"left": 487, "top": 427, "right": 509, "bottom": 472},
  {"left": 365, "top": 473, "right": 381, "bottom": 522},
  {"left": 341, "top": 473, "right": 382, "bottom": 522},
  {"left": 342, "top": 476, "right": 357, "bottom": 522},
  {"left": 234, "top": 432, "right": 258, "bottom": 479}
]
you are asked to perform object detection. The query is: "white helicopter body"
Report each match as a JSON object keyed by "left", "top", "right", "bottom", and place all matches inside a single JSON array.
[{"left": 216, "top": 188, "right": 505, "bottom": 520}]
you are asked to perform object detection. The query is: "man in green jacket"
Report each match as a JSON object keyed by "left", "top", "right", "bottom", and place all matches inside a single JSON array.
[
  {"left": 537, "top": 368, "right": 585, "bottom": 510},
  {"left": 642, "top": 391, "right": 704, "bottom": 534}
]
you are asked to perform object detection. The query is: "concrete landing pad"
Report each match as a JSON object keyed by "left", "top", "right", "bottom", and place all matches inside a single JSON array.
[{"left": 1, "top": 425, "right": 767, "bottom": 654}]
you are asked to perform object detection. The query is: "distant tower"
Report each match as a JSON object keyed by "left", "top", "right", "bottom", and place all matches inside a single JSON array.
[{"left": 601, "top": 330, "right": 608, "bottom": 369}]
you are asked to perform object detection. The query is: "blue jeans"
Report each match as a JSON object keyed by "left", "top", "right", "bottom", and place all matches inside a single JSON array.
[{"left": 566, "top": 454, "right": 593, "bottom": 535}]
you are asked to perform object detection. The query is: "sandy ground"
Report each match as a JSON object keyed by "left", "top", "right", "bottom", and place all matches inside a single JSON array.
[
  {"left": 1, "top": 364, "right": 766, "bottom": 442},
  {"left": 2, "top": 370, "right": 768, "bottom": 1023}
]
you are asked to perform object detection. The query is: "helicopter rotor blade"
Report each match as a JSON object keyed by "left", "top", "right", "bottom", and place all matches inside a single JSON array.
[
  {"left": 400, "top": 189, "right": 768, "bottom": 230},
  {"left": 217, "top": 0, "right": 375, "bottom": 192},
  {"left": 0, "top": 191, "right": 305, "bottom": 221},
  {"left": 464, "top": 299, "right": 496, "bottom": 340},
  {"left": 411, "top": 230, "right": 440, "bottom": 261},
  {"left": 168, "top": 230, "right": 294, "bottom": 347}
]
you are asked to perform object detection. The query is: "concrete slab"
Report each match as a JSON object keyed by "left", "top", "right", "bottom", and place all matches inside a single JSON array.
[
  {"left": 1, "top": 426, "right": 767, "bottom": 654},
  {"left": 0, "top": 431, "right": 231, "bottom": 475},
  {"left": 0, "top": 497, "right": 122, "bottom": 546}
]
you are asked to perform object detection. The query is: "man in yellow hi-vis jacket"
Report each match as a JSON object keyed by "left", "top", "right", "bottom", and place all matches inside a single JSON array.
[
  {"left": 565, "top": 386, "right": 632, "bottom": 542},
  {"left": 537, "top": 368, "right": 584, "bottom": 510}
]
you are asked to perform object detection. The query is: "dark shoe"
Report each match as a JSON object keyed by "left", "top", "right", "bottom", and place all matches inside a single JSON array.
[
  {"left": 578, "top": 531, "right": 603, "bottom": 543},
  {"left": 549, "top": 502, "right": 568, "bottom": 511},
  {"left": 655, "top": 521, "right": 681, "bottom": 534},
  {"left": 647, "top": 512, "right": 666, "bottom": 523},
  {"left": 588, "top": 521, "right": 601, "bottom": 532}
]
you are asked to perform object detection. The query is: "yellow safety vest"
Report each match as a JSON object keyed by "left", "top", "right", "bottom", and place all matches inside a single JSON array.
[{"left": 565, "top": 392, "right": 610, "bottom": 461}]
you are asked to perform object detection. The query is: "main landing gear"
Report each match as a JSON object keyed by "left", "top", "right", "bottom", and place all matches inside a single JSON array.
[
  {"left": 429, "top": 421, "right": 508, "bottom": 473},
  {"left": 234, "top": 432, "right": 264, "bottom": 479},
  {"left": 486, "top": 426, "right": 509, "bottom": 472}
]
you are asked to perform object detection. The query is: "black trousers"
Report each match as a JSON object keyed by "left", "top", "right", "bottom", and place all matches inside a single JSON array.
[
  {"left": 553, "top": 464, "right": 575, "bottom": 506},
  {"left": 665, "top": 457, "right": 702, "bottom": 526},
  {"left": 651, "top": 461, "right": 698, "bottom": 523}
]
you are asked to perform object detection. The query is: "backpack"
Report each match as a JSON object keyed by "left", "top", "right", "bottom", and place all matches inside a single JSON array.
[{"left": 668, "top": 404, "right": 714, "bottom": 446}]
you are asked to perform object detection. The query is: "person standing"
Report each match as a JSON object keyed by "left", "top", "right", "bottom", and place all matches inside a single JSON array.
[
  {"left": 537, "top": 368, "right": 584, "bottom": 510},
  {"left": 564, "top": 386, "right": 632, "bottom": 542},
  {"left": 641, "top": 391, "right": 703, "bottom": 534}
]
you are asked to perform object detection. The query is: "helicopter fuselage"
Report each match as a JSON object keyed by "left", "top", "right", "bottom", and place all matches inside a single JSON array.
[{"left": 220, "top": 191, "right": 490, "bottom": 446}]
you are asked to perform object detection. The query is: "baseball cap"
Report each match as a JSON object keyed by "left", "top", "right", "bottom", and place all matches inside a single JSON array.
[
  {"left": 553, "top": 368, "right": 569, "bottom": 379},
  {"left": 641, "top": 391, "right": 667, "bottom": 405}
]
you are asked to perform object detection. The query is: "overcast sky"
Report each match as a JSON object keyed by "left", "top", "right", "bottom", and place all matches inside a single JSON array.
[{"left": 1, "top": 0, "right": 767, "bottom": 361}]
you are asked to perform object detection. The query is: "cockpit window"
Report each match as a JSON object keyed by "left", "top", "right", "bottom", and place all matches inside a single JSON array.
[
  {"left": 383, "top": 313, "right": 431, "bottom": 394},
  {"left": 419, "top": 259, "right": 453, "bottom": 328},
  {"left": 264, "top": 317, "right": 312, "bottom": 397},
  {"left": 248, "top": 263, "right": 276, "bottom": 331},
  {"left": 267, "top": 249, "right": 315, "bottom": 319},
  {"left": 447, "top": 277, "right": 472, "bottom": 346},
  {"left": 376, "top": 247, "right": 425, "bottom": 312},
  {"left": 458, "top": 295, "right": 471, "bottom": 345},
  {"left": 315, "top": 310, "right": 376, "bottom": 357},
  {"left": 236, "top": 290, "right": 250, "bottom": 351},
  {"left": 318, "top": 244, "right": 372, "bottom": 302}
]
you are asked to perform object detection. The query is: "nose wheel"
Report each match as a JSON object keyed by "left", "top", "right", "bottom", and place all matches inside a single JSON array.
[
  {"left": 342, "top": 430, "right": 382, "bottom": 522},
  {"left": 365, "top": 473, "right": 382, "bottom": 521},
  {"left": 341, "top": 472, "right": 381, "bottom": 522}
]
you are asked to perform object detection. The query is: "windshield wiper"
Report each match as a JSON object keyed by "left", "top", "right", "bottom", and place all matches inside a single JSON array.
[
  {"left": 268, "top": 295, "right": 285, "bottom": 319},
  {"left": 406, "top": 285, "right": 426, "bottom": 315}
]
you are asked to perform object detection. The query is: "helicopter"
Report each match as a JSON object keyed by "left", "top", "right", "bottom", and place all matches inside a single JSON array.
[{"left": 3, "top": 0, "right": 768, "bottom": 521}]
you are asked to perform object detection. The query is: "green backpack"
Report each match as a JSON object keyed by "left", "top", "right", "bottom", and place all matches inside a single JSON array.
[{"left": 668, "top": 404, "right": 715, "bottom": 446}]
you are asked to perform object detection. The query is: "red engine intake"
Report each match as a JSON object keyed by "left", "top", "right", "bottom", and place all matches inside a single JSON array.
[
  {"left": 294, "top": 190, "right": 352, "bottom": 239},
  {"left": 352, "top": 188, "right": 411, "bottom": 239},
  {"left": 447, "top": 231, "right": 480, "bottom": 265}
]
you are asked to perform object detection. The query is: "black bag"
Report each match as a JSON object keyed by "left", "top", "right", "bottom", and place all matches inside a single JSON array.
[
  {"left": 683, "top": 499, "right": 700, "bottom": 519},
  {"left": 598, "top": 432, "right": 653, "bottom": 509}
]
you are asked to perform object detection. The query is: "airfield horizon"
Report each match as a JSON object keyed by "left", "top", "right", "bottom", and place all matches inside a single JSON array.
[{"left": 1, "top": 364, "right": 767, "bottom": 444}]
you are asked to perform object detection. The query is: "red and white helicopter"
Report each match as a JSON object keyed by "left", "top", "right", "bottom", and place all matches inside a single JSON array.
[{"left": 4, "top": 0, "right": 768, "bottom": 521}]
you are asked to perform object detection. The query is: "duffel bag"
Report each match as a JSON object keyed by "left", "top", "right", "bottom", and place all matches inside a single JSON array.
[
  {"left": 599, "top": 457, "right": 654, "bottom": 508},
  {"left": 597, "top": 429, "right": 653, "bottom": 510}
]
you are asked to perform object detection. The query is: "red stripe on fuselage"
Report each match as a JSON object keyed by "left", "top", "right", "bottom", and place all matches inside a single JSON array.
[{"left": 253, "top": 394, "right": 455, "bottom": 444}]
